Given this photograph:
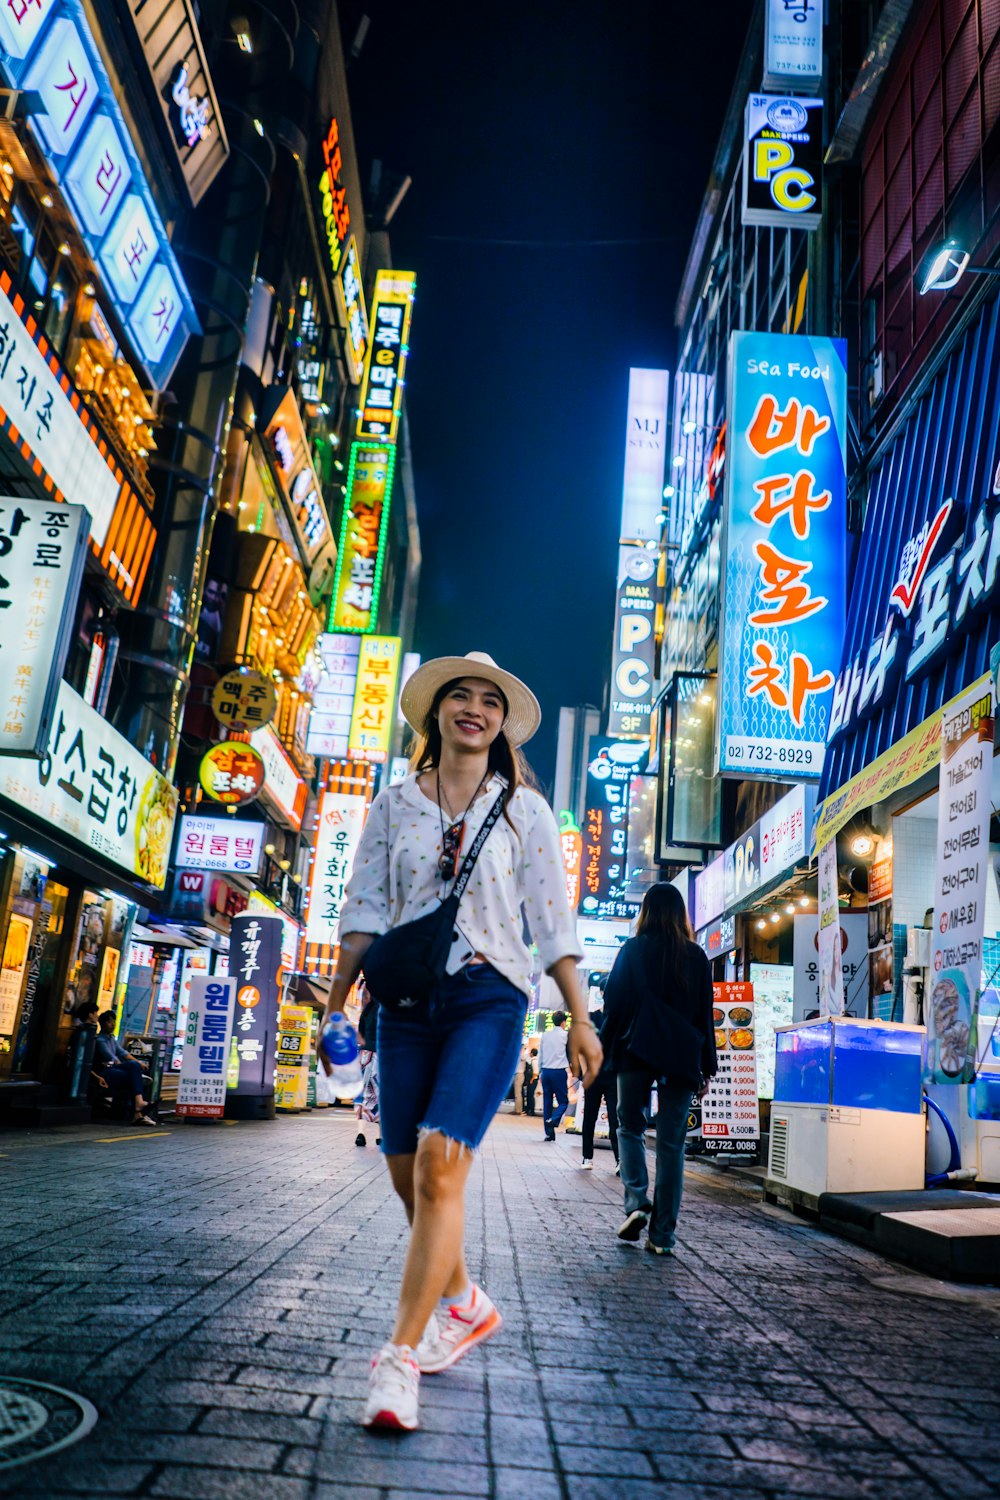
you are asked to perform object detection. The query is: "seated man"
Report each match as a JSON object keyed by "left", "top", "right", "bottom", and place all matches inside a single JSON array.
[{"left": 93, "top": 1011, "right": 155, "bottom": 1125}]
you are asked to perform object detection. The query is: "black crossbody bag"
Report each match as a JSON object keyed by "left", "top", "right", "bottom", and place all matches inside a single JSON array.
[{"left": 362, "top": 788, "right": 507, "bottom": 1012}]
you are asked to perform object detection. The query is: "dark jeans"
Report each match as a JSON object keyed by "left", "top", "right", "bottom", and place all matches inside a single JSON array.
[
  {"left": 581, "top": 1075, "right": 619, "bottom": 1161},
  {"left": 523, "top": 1075, "right": 537, "bottom": 1115},
  {"left": 541, "top": 1067, "right": 568, "bottom": 1139},
  {"left": 101, "top": 1058, "right": 145, "bottom": 1103},
  {"left": 617, "top": 1070, "right": 692, "bottom": 1248}
]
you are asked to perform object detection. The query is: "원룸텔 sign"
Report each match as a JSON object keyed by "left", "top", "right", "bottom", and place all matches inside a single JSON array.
[
  {"left": 742, "top": 94, "right": 823, "bottom": 232},
  {"left": 717, "top": 331, "right": 846, "bottom": 779},
  {"left": 175, "top": 815, "right": 265, "bottom": 875},
  {"left": 0, "top": 498, "right": 88, "bottom": 756},
  {"left": 176, "top": 975, "right": 236, "bottom": 1118}
]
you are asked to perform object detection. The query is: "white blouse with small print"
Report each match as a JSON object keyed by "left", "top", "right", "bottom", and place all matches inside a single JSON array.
[{"left": 339, "top": 773, "right": 582, "bottom": 996}]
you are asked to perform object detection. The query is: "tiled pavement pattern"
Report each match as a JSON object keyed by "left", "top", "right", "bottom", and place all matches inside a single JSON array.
[{"left": 1, "top": 1112, "right": 999, "bottom": 1500}]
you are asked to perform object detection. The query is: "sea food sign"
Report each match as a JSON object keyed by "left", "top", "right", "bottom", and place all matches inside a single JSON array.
[
  {"left": 717, "top": 332, "right": 846, "bottom": 780},
  {"left": 830, "top": 475, "right": 1000, "bottom": 743}
]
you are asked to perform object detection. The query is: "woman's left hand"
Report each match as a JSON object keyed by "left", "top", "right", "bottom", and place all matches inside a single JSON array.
[{"left": 568, "top": 1022, "right": 603, "bottom": 1088}]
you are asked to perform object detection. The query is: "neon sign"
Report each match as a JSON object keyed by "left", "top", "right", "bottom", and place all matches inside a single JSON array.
[
  {"left": 171, "top": 63, "right": 211, "bottom": 147},
  {"left": 318, "top": 117, "right": 350, "bottom": 276},
  {"left": 356, "top": 270, "right": 415, "bottom": 444},
  {"left": 328, "top": 443, "right": 396, "bottom": 634}
]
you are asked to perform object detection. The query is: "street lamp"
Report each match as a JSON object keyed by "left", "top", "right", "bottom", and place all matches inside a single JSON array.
[{"left": 918, "top": 238, "right": 1000, "bottom": 295}]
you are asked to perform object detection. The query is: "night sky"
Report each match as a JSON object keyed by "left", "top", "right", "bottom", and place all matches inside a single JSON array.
[{"left": 343, "top": 2, "right": 754, "bottom": 790}]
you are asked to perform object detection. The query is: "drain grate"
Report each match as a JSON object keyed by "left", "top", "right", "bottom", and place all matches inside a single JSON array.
[{"left": 0, "top": 1379, "right": 97, "bottom": 1471}]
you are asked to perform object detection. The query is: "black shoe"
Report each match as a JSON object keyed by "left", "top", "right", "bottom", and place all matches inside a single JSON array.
[
  {"left": 376, "top": 1137, "right": 381, "bottom": 1146},
  {"left": 617, "top": 1209, "right": 649, "bottom": 1242},
  {"left": 646, "top": 1239, "right": 672, "bottom": 1256},
  {"left": 355, "top": 1132, "right": 366, "bottom": 1147},
  {"left": 543, "top": 1134, "right": 556, "bottom": 1143}
]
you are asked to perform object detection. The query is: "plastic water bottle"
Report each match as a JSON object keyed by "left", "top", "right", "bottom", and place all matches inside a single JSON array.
[{"left": 319, "top": 1012, "right": 363, "bottom": 1099}]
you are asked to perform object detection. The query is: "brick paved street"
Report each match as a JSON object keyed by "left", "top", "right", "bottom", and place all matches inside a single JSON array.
[{"left": 1, "top": 1111, "right": 999, "bottom": 1500}]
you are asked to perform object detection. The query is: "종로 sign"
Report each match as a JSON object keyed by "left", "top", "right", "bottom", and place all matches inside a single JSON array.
[
  {"left": 717, "top": 331, "right": 846, "bottom": 780},
  {"left": 763, "top": 0, "right": 823, "bottom": 93},
  {"left": 199, "top": 741, "right": 265, "bottom": 806},
  {"left": 0, "top": 498, "right": 88, "bottom": 756},
  {"left": 356, "top": 270, "right": 415, "bottom": 445},
  {"left": 742, "top": 94, "right": 823, "bottom": 232},
  {"left": 304, "top": 790, "right": 367, "bottom": 949},
  {"left": 608, "top": 546, "right": 662, "bottom": 739},
  {"left": 329, "top": 443, "right": 396, "bottom": 634},
  {"left": 348, "top": 636, "right": 402, "bottom": 764},
  {"left": 620, "top": 368, "right": 670, "bottom": 543},
  {"left": 0, "top": 679, "right": 177, "bottom": 887},
  {"left": 175, "top": 815, "right": 265, "bottom": 875},
  {"left": 176, "top": 975, "right": 236, "bottom": 1118},
  {"left": 210, "top": 668, "right": 277, "bottom": 733}
]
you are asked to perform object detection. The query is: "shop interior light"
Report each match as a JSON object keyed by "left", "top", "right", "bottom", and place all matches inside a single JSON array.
[
  {"left": 662, "top": 484, "right": 675, "bottom": 499},
  {"left": 682, "top": 419, "right": 698, "bottom": 436},
  {"left": 851, "top": 832, "right": 875, "bottom": 858},
  {"left": 756, "top": 918, "right": 767, "bottom": 931},
  {"left": 769, "top": 912, "right": 780, "bottom": 923},
  {"left": 798, "top": 895, "right": 810, "bottom": 907},
  {"left": 784, "top": 903, "right": 796, "bottom": 915}
]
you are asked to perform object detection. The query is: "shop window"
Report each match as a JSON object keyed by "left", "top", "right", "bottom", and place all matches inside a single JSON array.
[
  {"left": 6, "top": 189, "right": 37, "bottom": 277},
  {"left": 44, "top": 261, "right": 77, "bottom": 358},
  {"left": 658, "top": 672, "right": 722, "bottom": 858}
]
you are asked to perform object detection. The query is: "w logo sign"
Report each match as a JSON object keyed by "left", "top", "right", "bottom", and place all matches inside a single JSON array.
[{"left": 179, "top": 873, "right": 204, "bottom": 892}]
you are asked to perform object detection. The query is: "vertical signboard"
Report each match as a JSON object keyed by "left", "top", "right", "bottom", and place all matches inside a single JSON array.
[
  {"left": 579, "top": 739, "right": 647, "bottom": 922},
  {"left": 348, "top": 636, "right": 402, "bottom": 763},
  {"left": 700, "top": 981, "right": 760, "bottom": 1157},
  {"left": 868, "top": 853, "right": 894, "bottom": 1012},
  {"left": 0, "top": 912, "right": 32, "bottom": 1038},
  {"left": 176, "top": 975, "right": 236, "bottom": 1118},
  {"left": 742, "top": 95, "right": 823, "bottom": 231},
  {"left": 304, "top": 790, "right": 367, "bottom": 949},
  {"left": 763, "top": 0, "right": 824, "bottom": 93},
  {"left": 307, "top": 634, "right": 362, "bottom": 757},
  {"left": 793, "top": 912, "right": 867, "bottom": 1021},
  {"left": 558, "top": 812, "right": 583, "bottom": 913},
  {"left": 928, "top": 682, "right": 994, "bottom": 1084},
  {"left": 717, "top": 331, "right": 846, "bottom": 780},
  {"left": 329, "top": 443, "right": 396, "bottom": 634},
  {"left": 608, "top": 547, "right": 662, "bottom": 739},
  {"left": 336, "top": 236, "right": 368, "bottom": 383},
  {"left": 229, "top": 913, "right": 283, "bottom": 1101},
  {"left": 356, "top": 270, "right": 415, "bottom": 444},
  {"left": 620, "top": 368, "right": 669, "bottom": 543},
  {"left": 817, "top": 840, "right": 843, "bottom": 1017},
  {"left": 0, "top": 498, "right": 88, "bottom": 755}
]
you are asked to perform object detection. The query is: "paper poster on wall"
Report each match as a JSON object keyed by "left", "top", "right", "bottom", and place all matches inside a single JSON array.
[
  {"left": 928, "top": 681, "right": 994, "bottom": 1083},
  {"left": 793, "top": 911, "right": 866, "bottom": 1021},
  {"left": 0, "top": 912, "right": 33, "bottom": 1036},
  {"left": 868, "top": 852, "right": 894, "bottom": 1010},
  {"left": 817, "top": 839, "right": 843, "bottom": 1016}
]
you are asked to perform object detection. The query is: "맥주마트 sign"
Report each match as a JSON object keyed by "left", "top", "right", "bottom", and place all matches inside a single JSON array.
[
  {"left": 717, "top": 331, "right": 846, "bottom": 779},
  {"left": 742, "top": 94, "right": 823, "bottom": 231},
  {"left": 304, "top": 790, "right": 367, "bottom": 948},
  {"left": 928, "top": 681, "right": 994, "bottom": 1084},
  {"left": 0, "top": 680, "right": 177, "bottom": 887},
  {"left": 0, "top": 498, "right": 87, "bottom": 756},
  {"left": 620, "top": 367, "right": 670, "bottom": 543},
  {"left": 176, "top": 975, "right": 236, "bottom": 1118},
  {"left": 175, "top": 816, "right": 265, "bottom": 875},
  {"left": 608, "top": 546, "right": 662, "bottom": 739},
  {"left": 356, "top": 270, "right": 415, "bottom": 444}
]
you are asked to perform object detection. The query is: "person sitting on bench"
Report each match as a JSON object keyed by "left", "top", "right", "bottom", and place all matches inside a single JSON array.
[{"left": 93, "top": 1011, "right": 155, "bottom": 1125}]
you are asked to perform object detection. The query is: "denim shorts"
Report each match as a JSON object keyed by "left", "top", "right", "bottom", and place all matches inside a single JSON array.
[{"left": 376, "top": 963, "right": 528, "bottom": 1155}]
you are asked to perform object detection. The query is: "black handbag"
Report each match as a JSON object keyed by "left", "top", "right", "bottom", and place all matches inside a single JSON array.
[
  {"left": 362, "top": 788, "right": 507, "bottom": 1011},
  {"left": 623, "top": 942, "right": 706, "bottom": 1088}
]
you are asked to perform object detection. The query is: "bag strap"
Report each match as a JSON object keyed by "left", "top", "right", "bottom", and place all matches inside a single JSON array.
[{"left": 452, "top": 788, "right": 507, "bottom": 900}]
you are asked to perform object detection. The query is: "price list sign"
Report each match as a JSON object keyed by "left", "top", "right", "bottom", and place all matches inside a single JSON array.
[{"left": 701, "top": 981, "right": 761, "bottom": 1158}]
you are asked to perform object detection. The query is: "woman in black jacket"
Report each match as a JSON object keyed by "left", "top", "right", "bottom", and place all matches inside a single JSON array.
[{"left": 601, "top": 882, "right": 716, "bottom": 1255}]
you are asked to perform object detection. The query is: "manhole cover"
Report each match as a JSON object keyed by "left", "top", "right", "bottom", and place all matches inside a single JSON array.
[{"left": 0, "top": 1379, "right": 97, "bottom": 1470}]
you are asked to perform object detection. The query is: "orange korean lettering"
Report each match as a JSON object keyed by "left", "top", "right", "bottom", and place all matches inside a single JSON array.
[
  {"left": 750, "top": 541, "right": 827, "bottom": 625},
  {"left": 750, "top": 471, "right": 832, "bottom": 540},
  {"left": 747, "top": 642, "right": 786, "bottom": 710},
  {"left": 746, "top": 396, "right": 830, "bottom": 458},
  {"left": 747, "top": 643, "right": 833, "bottom": 727}
]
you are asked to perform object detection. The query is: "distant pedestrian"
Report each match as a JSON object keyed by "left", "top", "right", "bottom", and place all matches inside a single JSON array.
[
  {"left": 318, "top": 652, "right": 602, "bottom": 1432},
  {"left": 523, "top": 1046, "right": 539, "bottom": 1114},
  {"left": 355, "top": 989, "right": 380, "bottom": 1149},
  {"left": 579, "top": 1006, "right": 619, "bottom": 1170},
  {"left": 538, "top": 1010, "right": 570, "bottom": 1141},
  {"left": 92, "top": 1011, "right": 155, "bottom": 1126},
  {"left": 601, "top": 883, "right": 716, "bottom": 1255}
]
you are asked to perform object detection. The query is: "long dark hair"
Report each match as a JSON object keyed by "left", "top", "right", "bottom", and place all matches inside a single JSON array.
[
  {"left": 635, "top": 881, "right": 694, "bottom": 993},
  {"left": 409, "top": 677, "right": 537, "bottom": 823}
]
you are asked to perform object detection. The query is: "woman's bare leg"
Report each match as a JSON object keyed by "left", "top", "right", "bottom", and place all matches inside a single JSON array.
[{"left": 387, "top": 1133, "right": 474, "bottom": 1348}]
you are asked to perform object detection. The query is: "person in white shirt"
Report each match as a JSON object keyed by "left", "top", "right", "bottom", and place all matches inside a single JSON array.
[
  {"left": 318, "top": 652, "right": 602, "bottom": 1434},
  {"left": 538, "top": 1011, "right": 571, "bottom": 1140}
]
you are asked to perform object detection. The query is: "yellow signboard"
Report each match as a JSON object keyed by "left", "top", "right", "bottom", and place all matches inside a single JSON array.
[
  {"left": 814, "top": 672, "right": 990, "bottom": 850},
  {"left": 356, "top": 269, "right": 415, "bottom": 445},
  {"left": 348, "top": 636, "right": 402, "bottom": 764},
  {"left": 275, "top": 1003, "right": 312, "bottom": 1111}
]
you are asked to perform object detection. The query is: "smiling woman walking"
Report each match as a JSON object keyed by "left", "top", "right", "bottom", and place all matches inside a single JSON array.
[{"left": 319, "top": 651, "right": 602, "bottom": 1432}]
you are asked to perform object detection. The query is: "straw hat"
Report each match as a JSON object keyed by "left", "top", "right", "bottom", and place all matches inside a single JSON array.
[{"left": 400, "top": 651, "right": 541, "bottom": 747}]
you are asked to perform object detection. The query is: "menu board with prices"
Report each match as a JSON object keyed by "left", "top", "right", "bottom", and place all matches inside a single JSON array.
[{"left": 700, "top": 980, "right": 760, "bottom": 1157}]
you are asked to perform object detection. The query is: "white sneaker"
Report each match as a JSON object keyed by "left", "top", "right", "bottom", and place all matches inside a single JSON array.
[
  {"left": 362, "top": 1343, "right": 420, "bottom": 1430},
  {"left": 416, "top": 1284, "right": 502, "bottom": 1374},
  {"left": 580, "top": 1159, "right": 593, "bottom": 1170}
]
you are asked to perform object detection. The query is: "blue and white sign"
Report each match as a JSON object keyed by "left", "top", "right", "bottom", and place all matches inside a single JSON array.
[
  {"left": 0, "top": 0, "right": 198, "bottom": 388},
  {"left": 177, "top": 975, "right": 237, "bottom": 1118},
  {"left": 717, "top": 332, "right": 846, "bottom": 780},
  {"left": 763, "top": 0, "right": 824, "bottom": 94}
]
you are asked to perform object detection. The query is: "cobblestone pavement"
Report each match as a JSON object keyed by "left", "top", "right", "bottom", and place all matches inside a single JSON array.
[{"left": 2, "top": 1111, "right": 999, "bottom": 1500}]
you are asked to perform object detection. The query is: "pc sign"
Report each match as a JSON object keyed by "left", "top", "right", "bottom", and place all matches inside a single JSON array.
[{"left": 742, "top": 94, "right": 823, "bottom": 231}]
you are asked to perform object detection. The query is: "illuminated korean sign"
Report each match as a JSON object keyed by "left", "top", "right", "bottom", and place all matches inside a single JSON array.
[
  {"left": 304, "top": 789, "right": 367, "bottom": 948},
  {"left": 742, "top": 94, "right": 823, "bottom": 231},
  {"left": 717, "top": 332, "right": 846, "bottom": 781},
  {"left": 0, "top": 679, "right": 178, "bottom": 888},
  {"left": 249, "top": 724, "right": 307, "bottom": 831},
  {"left": 348, "top": 636, "right": 402, "bottom": 763},
  {"left": 669, "top": 371, "right": 716, "bottom": 564},
  {"left": 356, "top": 270, "right": 415, "bottom": 444},
  {"left": 177, "top": 976, "right": 237, "bottom": 1119},
  {"left": 262, "top": 387, "right": 334, "bottom": 572},
  {"left": 336, "top": 236, "right": 368, "bottom": 384},
  {"left": 0, "top": 0, "right": 199, "bottom": 388},
  {"left": 318, "top": 116, "right": 351, "bottom": 277},
  {"left": 210, "top": 668, "right": 277, "bottom": 733},
  {"left": 558, "top": 812, "right": 583, "bottom": 913},
  {"left": 763, "top": 0, "right": 823, "bottom": 93},
  {"left": 230, "top": 913, "right": 283, "bottom": 1098},
  {"left": 307, "top": 633, "right": 360, "bottom": 758},
  {"left": 608, "top": 546, "right": 662, "bottom": 739},
  {"left": 175, "top": 815, "right": 265, "bottom": 875},
  {"left": 329, "top": 442, "right": 396, "bottom": 634},
  {"left": 199, "top": 741, "right": 265, "bottom": 806},
  {"left": 0, "top": 498, "right": 87, "bottom": 756},
  {"left": 620, "top": 368, "right": 670, "bottom": 543},
  {"left": 579, "top": 738, "right": 648, "bottom": 922}
]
